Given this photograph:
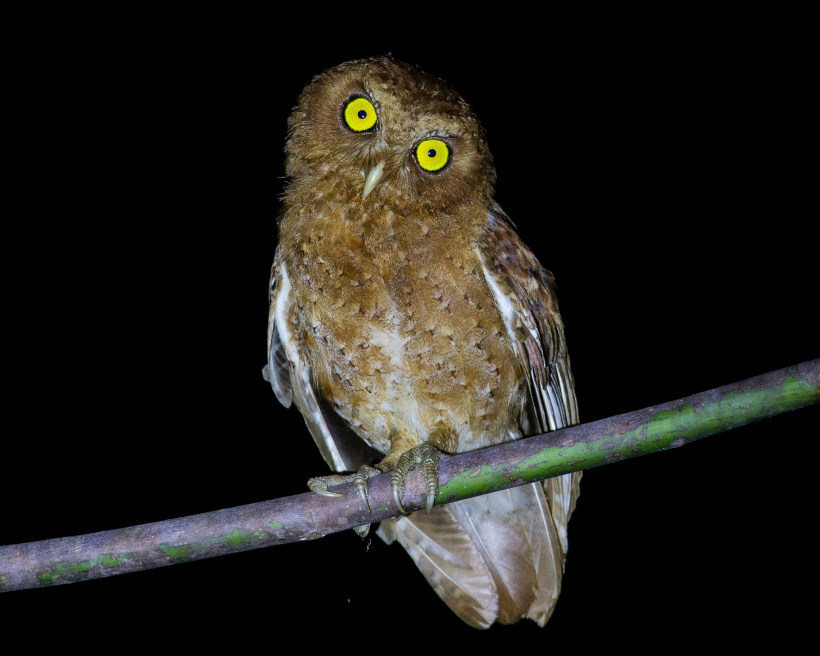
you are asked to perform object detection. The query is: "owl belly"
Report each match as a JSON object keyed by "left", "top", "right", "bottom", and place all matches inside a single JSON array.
[{"left": 289, "top": 232, "right": 526, "bottom": 456}]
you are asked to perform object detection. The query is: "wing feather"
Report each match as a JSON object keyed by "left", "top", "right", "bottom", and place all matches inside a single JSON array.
[
  {"left": 263, "top": 250, "right": 293, "bottom": 408},
  {"left": 478, "top": 211, "right": 582, "bottom": 555},
  {"left": 265, "top": 246, "right": 379, "bottom": 473}
]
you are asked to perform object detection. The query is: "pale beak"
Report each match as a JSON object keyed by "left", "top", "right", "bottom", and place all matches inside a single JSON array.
[{"left": 362, "top": 162, "right": 385, "bottom": 199}]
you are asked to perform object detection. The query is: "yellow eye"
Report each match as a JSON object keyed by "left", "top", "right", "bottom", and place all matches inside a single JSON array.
[
  {"left": 343, "top": 97, "right": 378, "bottom": 132},
  {"left": 415, "top": 139, "right": 450, "bottom": 172}
]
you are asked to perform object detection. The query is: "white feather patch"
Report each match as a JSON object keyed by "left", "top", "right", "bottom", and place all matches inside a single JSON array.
[
  {"left": 273, "top": 266, "right": 299, "bottom": 365},
  {"left": 273, "top": 265, "right": 349, "bottom": 471},
  {"left": 477, "top": 251, "right": 520, "bottom": 357}
]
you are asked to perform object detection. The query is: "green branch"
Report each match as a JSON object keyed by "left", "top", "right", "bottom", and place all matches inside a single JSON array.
[{"left": 1, "top": 359, "right": 817, "bottom": 592}]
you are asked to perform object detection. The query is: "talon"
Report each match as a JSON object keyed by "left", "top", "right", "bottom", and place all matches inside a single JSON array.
[
  {"left": 422, "top": 452, "right": 440, "bottom": 512},
  {"left": 308, "top": 478, "right": 343, "bottom": 497},
  {"left": 355, "top": 476, "right": 370, "bottom": 514},
  {"left": 308, "top": 465, "right": 380, "bottom": 511},
  {"left": 426, "top": 487, "right": 436, "bottom": 513},
  {"left": 355, "top": 465, "right": 380, "bottom": 514},
  {"left": 392, "top": 474, "right": 408, "bottom": 514}
]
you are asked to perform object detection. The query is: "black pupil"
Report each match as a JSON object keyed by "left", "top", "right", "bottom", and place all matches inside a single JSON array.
[
  {"left": 357, "top": 109, "right": 367, "bottom": 119},
  {"left": 427, "top": 149, "right": 437, "bottom": 158}
]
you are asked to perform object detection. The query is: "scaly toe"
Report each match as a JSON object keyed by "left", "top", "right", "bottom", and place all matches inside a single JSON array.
[
  {"left": 308, "top": 477, "right": 344, "bottom": 497},
  {"left": 391, "top": 473, "right": 408, "bottom": 515},
  {"left": 353, "top": 524, "right": 371, "bottom": 538},
  {"left": 390, "top": 444, "right": 442, "bottom": 514},
  {"left": 353, "top": 465, "right": 380, "bottom": 514},
  {"left": 307, "top": 466, "right": 381, "bottom": 513},
  {"left": 420, "top": 447, "right": 441, "bottom": 512}
]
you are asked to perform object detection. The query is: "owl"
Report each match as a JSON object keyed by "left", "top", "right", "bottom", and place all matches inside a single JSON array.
[{"left": 264, "top": 56, "right": 580, "bottom": 629}]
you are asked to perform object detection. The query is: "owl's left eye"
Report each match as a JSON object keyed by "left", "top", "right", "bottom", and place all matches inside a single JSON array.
[
  {"left": 343, "top": 97, "right": 378, "bottom": 132},
  {"left": 415, "top": 139, "right": 450, "bottom": 172}
]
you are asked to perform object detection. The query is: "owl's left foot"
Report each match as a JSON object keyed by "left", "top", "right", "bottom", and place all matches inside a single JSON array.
[
  {"left": 308, "top": 465, "right": 381, "bottom": 513},
  {"left": 391, "top": 444, "right": 442, "bottom": 515}
]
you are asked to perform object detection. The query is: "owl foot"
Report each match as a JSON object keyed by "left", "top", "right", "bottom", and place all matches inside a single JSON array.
[
  {"left": 308, "top": 464, "right": 381, "bottom": 514},
  {"left": 391, "top": 444, "right": 442, "bottom": 515}
]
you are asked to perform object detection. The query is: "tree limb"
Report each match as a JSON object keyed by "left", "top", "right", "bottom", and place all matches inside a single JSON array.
[{"left": 1, "top": 359, "right": 817, "bottom": 592}]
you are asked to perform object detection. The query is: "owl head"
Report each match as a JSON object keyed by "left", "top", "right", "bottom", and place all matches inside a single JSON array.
[{"left": 283, "top": 56, "right": 496, "bottom": 212}]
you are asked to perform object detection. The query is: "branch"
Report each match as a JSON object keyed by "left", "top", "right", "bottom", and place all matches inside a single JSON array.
[{"left": 2, "top": 359, "right": 817, "bottom": 592}]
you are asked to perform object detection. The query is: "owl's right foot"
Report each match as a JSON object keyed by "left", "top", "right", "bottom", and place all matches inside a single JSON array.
[
  {"left": 390, "top": 443, "right": 442, "bottom": 515},
  {"left": 308, "top": 464, "right": 381, "bottom": 514}
]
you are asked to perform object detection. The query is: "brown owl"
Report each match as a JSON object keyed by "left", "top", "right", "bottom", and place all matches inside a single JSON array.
[{"left": 264, "top": 56, "right": 580, "bottom": 629}]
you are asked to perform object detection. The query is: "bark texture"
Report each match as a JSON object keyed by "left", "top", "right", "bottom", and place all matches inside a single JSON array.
[{"left": 1, "top": 359, "right": 817, "bottom": 592}]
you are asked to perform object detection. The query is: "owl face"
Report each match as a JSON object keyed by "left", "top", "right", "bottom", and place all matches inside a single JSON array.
[{"left": 284, "top": 56, "right": 496, "bottom": 210}]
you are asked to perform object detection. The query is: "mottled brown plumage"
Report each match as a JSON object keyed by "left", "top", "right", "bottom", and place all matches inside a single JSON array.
[{"left": 265, "top": 56, "right": 581, "bottom": 628}]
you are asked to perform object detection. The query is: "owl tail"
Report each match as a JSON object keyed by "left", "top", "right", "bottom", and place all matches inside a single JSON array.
[{"left": 377, "top": 477, "right": 571, "bottom": 629}]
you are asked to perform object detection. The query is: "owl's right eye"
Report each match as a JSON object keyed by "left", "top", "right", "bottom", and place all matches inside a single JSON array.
[{"left": 343, "top": 97, "right": 378, "bottom": 132}]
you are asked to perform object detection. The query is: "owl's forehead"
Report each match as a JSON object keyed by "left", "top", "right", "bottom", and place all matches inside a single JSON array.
[{"left": 313, "top": 57, "right": 479, "bottom": 136}]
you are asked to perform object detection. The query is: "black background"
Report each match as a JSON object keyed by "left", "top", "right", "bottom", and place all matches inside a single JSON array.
[{"left": 3, "top": 11, "right": 817, "bottom": 648}]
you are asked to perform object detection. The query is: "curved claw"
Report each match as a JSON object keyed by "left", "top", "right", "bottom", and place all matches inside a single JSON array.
[
  {"left": 426, "top": 488, "right": 436, "bottom": 513},
  {"left": 392, "top": 475, "right": 408, "bottom": 515},
  {"left": 422, "top": 454, "right": 439, "bottom": 513},
  {"left": 308, "top": 478, "right": 343, "bottom": 498},
  {"left": 308, "top": 466, "right": 380, "bottom": 512},
  {"left": 354, "top": 476, "right": 371, "bottom": 514},
  {"left": 354, "top": 464, "right": 380, "bottom": 514},
  {"left": 421, "top": 449, "right": 440, "bottom": 512}
]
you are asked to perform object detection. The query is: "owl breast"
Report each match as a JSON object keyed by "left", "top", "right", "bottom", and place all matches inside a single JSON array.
[{"left": 280, "top": 194, "right": 526, "bottom": 456}]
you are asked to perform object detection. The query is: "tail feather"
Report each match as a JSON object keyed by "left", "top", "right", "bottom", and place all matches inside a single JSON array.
[
  {"left": 450, "top": 489, "right": 539, "bottom": 623},
  {"left": 377, "top": 482, "right": 567, "bottom": 628},
  {"left": 450, "top": 484, "right": 564, "bottom": 626},
  {"left": 544, "top": 471, "right": 582, "bottom": 555},
  {"left": 377, "top": 507, "right": 499, "bottom": 629},
  {"left": 521, "top": 484, "right": 564, "bottom": 625}
]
